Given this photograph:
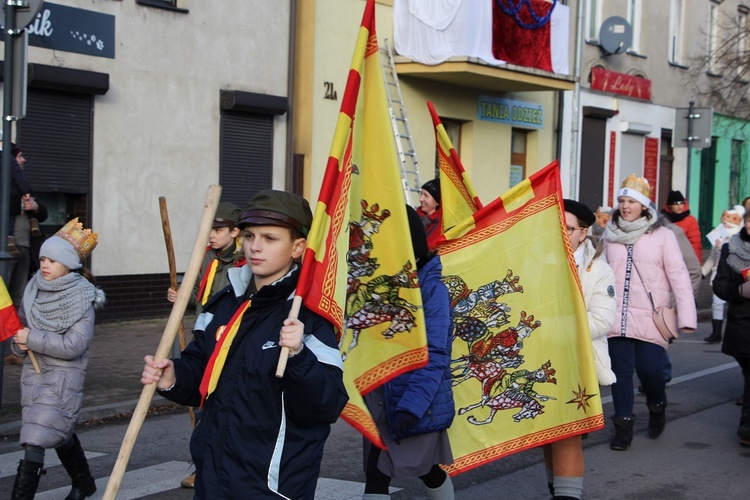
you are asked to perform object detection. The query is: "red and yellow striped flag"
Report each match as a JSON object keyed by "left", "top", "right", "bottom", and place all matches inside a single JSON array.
[
  {"left": 1, "top": 276, "right": 23, "bottom": 342},
  {"left": 439, "top": 162, "right": 604, "bottom": 475},
  {"left": 297, "top": 0, "right": 428, "bottom": 447},
  {"left": 427, "top": 101, "right": 483, "bottom": 241}
]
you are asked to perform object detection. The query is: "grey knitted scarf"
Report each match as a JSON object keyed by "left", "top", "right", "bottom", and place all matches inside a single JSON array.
[
  {"left": 603, "top": 214, "right": 657, "bottom": 245},
  {"left": 727, "top": 233, "right": 750, "bottom": 274},
  {"left": 23, "top": 271, "right": 96, "bottom": 333}
]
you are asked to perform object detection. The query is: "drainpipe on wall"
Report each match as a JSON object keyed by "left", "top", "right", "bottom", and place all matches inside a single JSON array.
[
  {"left": 568, "top": 0, "right": 585, "bottom": 199},
  {"left": 285, "top": 0, "right": 297, "bottom": 191}
]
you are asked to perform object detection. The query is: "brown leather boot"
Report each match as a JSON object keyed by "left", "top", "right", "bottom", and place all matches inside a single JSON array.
[
  {"left": 7, "top": 235, "right": 21, "bottom": 258},
  {"left": 30, "top": 218, "right": 42, "bottom": 237},
  {"left": 180, "top": 472, "right": 195, "bottom": 488}
]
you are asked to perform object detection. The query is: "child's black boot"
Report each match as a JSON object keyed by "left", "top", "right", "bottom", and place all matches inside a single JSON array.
[
  {"left": 11, "top": 459, "right": 45, "bottom": 499},
  {"left": 56, "top": 434, "right": 97, "bottom": 500}
]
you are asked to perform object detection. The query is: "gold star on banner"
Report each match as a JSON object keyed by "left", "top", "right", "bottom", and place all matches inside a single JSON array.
[{"left": 566, "top": 384, "right": 597, "bottom": 413}]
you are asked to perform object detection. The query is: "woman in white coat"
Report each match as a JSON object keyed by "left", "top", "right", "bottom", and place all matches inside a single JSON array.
[
  {"left": 542, "top": 199, "right": 616, "bottom": 500},
  {"left": 603, "top": 175, "right": 696, "bottom": 451}
]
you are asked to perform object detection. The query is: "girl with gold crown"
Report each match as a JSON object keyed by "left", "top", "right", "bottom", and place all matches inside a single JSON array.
[
  {"left": 8, "top": 218, "right": 105, "bottom": 500},
  {"left": 602, "top": 175, "right": 697, "bottom": 452}
]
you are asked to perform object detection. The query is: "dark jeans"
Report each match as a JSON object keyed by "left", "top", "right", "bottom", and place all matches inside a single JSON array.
[
  {"left": 7, "top": 244, "right": 30, "bottom": 307},
  {"left": 608, "top": 337, "right": 667, "bottom": 417}
]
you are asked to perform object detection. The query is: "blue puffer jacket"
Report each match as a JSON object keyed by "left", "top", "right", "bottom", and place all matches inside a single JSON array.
[{"left": 384, "top": 255, "right": 455, "bottom": 439}]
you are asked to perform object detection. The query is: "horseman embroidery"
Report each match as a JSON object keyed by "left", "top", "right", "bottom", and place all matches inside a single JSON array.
[
  {"left": 459, "top": 361, "right": 557, "bottom": 424},
  {"left": 446, "top": 271, "right": 553, "bottom": 425},
  {"left": 343, "top": 200, "right": 420, "bottom": 358}
]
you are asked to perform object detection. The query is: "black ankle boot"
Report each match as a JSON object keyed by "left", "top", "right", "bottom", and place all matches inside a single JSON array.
[
  {"left": 610, "top": 415, "right": 635, "bottom": 451},
  {"left": 56, "top": 434, "right": 97, "bottom": 500},
  {"left": 11, "top": 459, "right": 45, "bottom": 500},
  {"left": 705, "top": 319, "right": 723, "bottom": 343},
  {"left": 647, "top": 401, "right": 667, "bottom": 439}
]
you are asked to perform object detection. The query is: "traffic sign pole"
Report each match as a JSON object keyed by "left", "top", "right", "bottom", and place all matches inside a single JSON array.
[{"left": 686, "top": 100, "right": 694, "bottom": 199}]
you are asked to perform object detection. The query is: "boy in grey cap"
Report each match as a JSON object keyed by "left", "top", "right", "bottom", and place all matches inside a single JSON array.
[
  {"left": 166, "top": 202, "right": 244, "bottom": 316},
  {"left": 143, "top": 189, "right": 348, "bottom": 499}
]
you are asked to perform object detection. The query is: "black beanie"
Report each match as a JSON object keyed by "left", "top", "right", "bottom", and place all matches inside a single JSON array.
[
  {"left": 406, "top": 205, "right": 429, "bottom": 261},
  {"left": 563, "top": 199, "right": 596, "bottom": 228},
  {"left": 667, "top": 190, "right": 685, "bottom": 205},
  {"left": 421, "top": 179, "right": 441, "bottom": 204}
]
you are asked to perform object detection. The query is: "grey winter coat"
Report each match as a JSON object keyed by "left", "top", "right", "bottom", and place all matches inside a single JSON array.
[{"left": 14, "top": 293, "right": 97, "bottom": 449}]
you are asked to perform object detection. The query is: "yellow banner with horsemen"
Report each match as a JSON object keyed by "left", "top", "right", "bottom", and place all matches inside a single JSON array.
[
  {"left": 440, "top": 162, "right": 604, "bottom": 475},
  {"left": 298, "top": 0, "right": 428, "bottom": 447}
]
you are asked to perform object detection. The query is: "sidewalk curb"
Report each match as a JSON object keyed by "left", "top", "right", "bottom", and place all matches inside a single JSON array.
[{"left": 0, "top": 395, "right": 171, "bottom": 439}]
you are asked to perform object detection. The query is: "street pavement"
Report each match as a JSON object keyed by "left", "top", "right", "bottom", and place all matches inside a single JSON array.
[{"left": 0, "top": 315, "right": 180, "bottom": 434}]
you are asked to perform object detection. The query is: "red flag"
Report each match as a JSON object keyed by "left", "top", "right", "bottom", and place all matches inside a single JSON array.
[{"left": 1, "top": 276, "right": 23, "bottom": 342}]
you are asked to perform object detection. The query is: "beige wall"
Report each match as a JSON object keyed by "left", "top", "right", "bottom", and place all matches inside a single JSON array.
[{"left": 1, "top": 0, "right": 292, "bottom": 276}]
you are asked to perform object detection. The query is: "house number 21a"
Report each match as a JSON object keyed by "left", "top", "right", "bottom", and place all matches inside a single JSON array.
[{"left": 324, "top": 82, "right": 338, "bottom": 100}]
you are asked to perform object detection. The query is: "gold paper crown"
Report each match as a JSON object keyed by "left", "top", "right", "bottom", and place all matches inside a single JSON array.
[
  {"left": 620, "top": 174, "right": 652, "bottom": 199},
  {"left": 55, "top": 218, "right": 98, "bottom": 260}
]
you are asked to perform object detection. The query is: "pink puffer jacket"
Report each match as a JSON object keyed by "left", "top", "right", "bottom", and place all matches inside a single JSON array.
[{"left": 604, "top": 224, "right": 697, "bottom": 348}]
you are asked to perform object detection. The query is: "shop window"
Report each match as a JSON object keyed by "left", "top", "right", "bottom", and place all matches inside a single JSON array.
[
  {"left": 510, "top": 129, "right": 527, "bottom": 188},
  {"left": 17, "top": 89, "right": 94, "bottom": 235}
]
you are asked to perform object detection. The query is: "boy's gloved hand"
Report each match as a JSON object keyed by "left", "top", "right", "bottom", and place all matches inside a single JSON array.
[
  {"left": 739, "top": 282, "right": 750, "bottom": 299},
  {"left": 391, "top": 411, "right": 419, "bottom": 438}
]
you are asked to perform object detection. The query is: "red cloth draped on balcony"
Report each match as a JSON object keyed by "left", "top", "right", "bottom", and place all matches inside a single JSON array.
[{"left": 492, "top": 0, "right": 554, "bottom": 72}]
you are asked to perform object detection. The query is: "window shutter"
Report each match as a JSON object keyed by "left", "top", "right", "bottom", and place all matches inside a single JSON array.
[{"left": 219, "top": 111, "right": 273, "bottom": 205}]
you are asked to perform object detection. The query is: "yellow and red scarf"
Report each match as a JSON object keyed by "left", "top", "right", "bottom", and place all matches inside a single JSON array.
[
  {"left": 198, "top": 299, "right": 251, "bottom": 407},
  {"left": 196, "top": 240, "right": 245, "bottom": 305}
]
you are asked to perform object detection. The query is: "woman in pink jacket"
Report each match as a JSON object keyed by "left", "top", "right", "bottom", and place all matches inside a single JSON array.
[{"left": 603, "top": 175, "right": 697, "bottom": 451}]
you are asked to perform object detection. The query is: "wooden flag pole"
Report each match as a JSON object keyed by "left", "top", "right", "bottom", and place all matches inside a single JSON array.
[
  {"left": 103, "top": 185, "right": 221, "bottom": 500},
  {"left": 27, "top": 351, "right": 40, "bottom": 373},
  {"left": 159, "top": 196, "right": 195, "bottom": 428},
  {"left": 159, "top": 197, "right": 188, "bottom": 351}
]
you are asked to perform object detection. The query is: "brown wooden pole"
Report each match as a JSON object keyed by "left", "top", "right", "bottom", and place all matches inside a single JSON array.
[
  {"left": 27, "top": 350, "right": 40, "bottom": 373},
  {"left": 159, "top": 196, "right": 195, "bottom": 428},
  {"left": 159, "top": 197, "right": 187, "bottom": 351},
  {"left": 103, "top": 185, "right": 221, "bottom": 499}
]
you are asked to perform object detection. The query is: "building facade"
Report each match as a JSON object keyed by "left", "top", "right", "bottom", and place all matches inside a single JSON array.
[
  {"left": 560, "top": 0, "right": 750, "bottom": 242},
  {"left": 294, "top": 0, "right": 576, "bottom": 208},
  {"left": 1, "top": 0, "right": 295, "bottom": 321}
]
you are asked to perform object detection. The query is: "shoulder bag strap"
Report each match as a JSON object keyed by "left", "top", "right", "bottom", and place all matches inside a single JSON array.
[{"left": 631, "top": 258, "right": 657, "bottom": 313}]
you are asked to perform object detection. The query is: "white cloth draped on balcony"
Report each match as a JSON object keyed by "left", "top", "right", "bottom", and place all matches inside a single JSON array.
[{"left": 393, "top": 0, "right": 569, "bottom": 75}]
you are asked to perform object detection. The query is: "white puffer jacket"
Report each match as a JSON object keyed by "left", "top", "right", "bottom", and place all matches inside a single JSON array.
[{"left": 577, "top": 239, "right": 617, "bottom": 386}]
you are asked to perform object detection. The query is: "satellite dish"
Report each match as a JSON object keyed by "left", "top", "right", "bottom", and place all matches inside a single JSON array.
[{"left": 599, "top": 16, "right": 632, "bottom": 56}]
